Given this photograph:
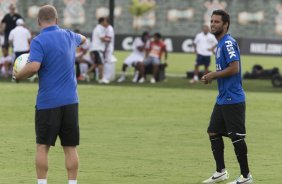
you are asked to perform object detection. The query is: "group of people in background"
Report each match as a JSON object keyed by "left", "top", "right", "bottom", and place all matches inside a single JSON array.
[
  {"left": 74, "top": 17, "right": 115, "bottom": 84},
  {"left": 117, "top": 31, "right": 167, "bottom": 84},
  {"left": 0, "top": 4, "right": 30, "bottom": 78},
  {"left": 0, "top": 4, "right": 170, "bottom": 84},
  {"left": 0, "top": 3, "right": 220, "bottom": 86}
]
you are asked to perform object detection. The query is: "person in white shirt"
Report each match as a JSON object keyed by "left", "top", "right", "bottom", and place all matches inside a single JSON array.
[
  {"left": 88, "top": 17, "right": 111, "bottom": 84},
  {"left": 190, "top": 25, "right": 217, "bottom": 83},
  {"left": 9, "top": 18, "right": 31, "bottom": 58},
  {"left": 117, "top": 31, "right": 150, "bottom": 83},
  {"left": 103, "top": 22, "right": 116, "bottom": 82}
]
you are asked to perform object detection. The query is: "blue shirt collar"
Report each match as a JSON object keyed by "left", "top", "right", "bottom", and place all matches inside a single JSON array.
[
  {"left": 40, "top": 25, "right": 59, "bottom": 33},
  {"left": 218, "top": 34, "right": 230, "bottom": 43}
]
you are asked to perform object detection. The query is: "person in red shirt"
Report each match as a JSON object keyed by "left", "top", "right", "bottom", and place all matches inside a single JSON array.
[{"left": 139, "top": 32, "right": 167, "bottom": 83}]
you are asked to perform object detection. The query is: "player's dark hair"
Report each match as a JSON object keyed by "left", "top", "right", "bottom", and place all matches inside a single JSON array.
[
  {"left": 98, "top": 17, "right": 105, "bottom": 24},
  {"left": 212, "top": 9, "right": 230, "bottom": 31},
  {"left": 154, "top": 32, "right": 162, "bottom": 39},
  {"left": 141, "top": 31, "right": 149, "bottom": 42},
  {"left": 141, "top": 31, "right": 149, "bottom": 37}
]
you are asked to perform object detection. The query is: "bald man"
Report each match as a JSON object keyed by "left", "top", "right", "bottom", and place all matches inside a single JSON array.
[{"left": 13, "top": 5, "right": 86, "bottom": 184}]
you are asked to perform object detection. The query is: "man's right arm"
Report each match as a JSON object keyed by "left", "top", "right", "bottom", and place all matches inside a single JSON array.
[
  {"left": 0, "top": 22, "right": 6, "bottom": 34},
  {"left": 0, "top": 15, "right": 7, "bottom": 34},
  {"left": 80, "top": 34, "right": 86, "bottom": 45}
]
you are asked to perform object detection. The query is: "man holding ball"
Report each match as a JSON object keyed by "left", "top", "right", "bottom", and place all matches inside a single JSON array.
[{"left": 13, "top": 5, "right": 86, "bottom": 184}]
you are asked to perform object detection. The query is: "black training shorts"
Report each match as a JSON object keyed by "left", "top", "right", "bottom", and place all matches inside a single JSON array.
[
  {"left": 35, "top": 103, "right": 79, "bottom": 146},
  {"left": 207, "top": 102, "right": 246, "bottom": 137},
  {"left": 90, "top": 50, "right": 104, "bottom": 65}
]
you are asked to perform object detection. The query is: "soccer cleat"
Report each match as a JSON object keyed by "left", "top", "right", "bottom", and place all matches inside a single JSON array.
[
  {"left": 227, "top": 174, "right": 253, "bottom": 184},
  {"left": 132, "top": 77, "right": 138, "bottom": 83},
  {"left": 132, "top": 73, "right": 139, "bottom": 83},
  {"left": 98, "top": 78, "right": 110, "bottom": 84},
  {"left": 138, "top": 77, "right": 145, "bottom": 83},
  {"left": 202, "top": 170, "right": 229, "bottom": 183},
  {"left": 84, "top": 74, "right": 90, "bottom": 82},
  {"left": 117, "top": 76, "right": 125, "bottom": 83},
  {"left": 189, "top": 79, "right": 198, "bottom": 84},
  {"left": 150, "top": 78, "right": 156, "bottom": 84}
]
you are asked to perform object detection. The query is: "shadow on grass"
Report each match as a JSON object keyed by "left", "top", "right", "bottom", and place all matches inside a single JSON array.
[{"left": 1, "top": 76, "right": 282, "bottom": 93}]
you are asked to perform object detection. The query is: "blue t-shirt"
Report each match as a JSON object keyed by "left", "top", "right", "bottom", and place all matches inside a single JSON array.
[
  {"left": 215, "top": 34, "right": 245, "bottom": 105},
  {"left": 29, "top": 25, "right": 81, "bottom": 109}
]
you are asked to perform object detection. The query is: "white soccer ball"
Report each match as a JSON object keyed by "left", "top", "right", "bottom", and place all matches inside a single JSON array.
[{"left": 13, "top": 53, "right": 30, "bottom": 73}]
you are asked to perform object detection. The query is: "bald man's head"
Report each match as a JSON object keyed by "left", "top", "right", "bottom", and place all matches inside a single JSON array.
[{"left": 38, "top": 5, "right": 58, "bottom": 25}]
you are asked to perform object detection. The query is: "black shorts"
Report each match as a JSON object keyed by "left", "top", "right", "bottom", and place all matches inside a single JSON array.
[
  {"left": 196, "top": 54, "right": 211, "bottom": 67},
  {"left": 35, "top": 103, "right": 80, "bottom": 146},
  {"left": 2, "top": 34, "right": 9, "bottom": 49},
  {"left": 207, "top": 102, "right": 246, "bottom": 137},
  {"left": 90, "top": 51, "right": 104, "bottom": 65}
]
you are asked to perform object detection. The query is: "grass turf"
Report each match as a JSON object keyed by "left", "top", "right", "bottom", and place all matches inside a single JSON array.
[{"left": 0, "top": 52, "right": 282, "bottom": 183}]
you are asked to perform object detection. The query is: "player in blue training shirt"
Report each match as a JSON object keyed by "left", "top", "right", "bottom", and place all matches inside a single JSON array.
[
  {"left": 201, "top": 10, "right": 253, "bottom": 184},
  {"left": 13, "top": 5, "right": 86, "bottom": 184}
]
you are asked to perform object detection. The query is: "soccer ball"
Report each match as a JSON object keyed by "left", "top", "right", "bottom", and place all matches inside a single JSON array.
[{"left": 13, "top": 53, "right": 30, "bottom": 73}]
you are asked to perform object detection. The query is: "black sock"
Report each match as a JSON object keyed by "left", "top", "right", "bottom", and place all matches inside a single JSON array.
[
  {"left": 210, "top": 135, "right": 225, "bottom": 172},
  {"left": 232, "top": 138, "right": 250, "bottom": 178}
]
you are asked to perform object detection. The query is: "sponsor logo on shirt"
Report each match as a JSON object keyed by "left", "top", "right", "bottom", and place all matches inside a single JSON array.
[
  {"left": 225, "top": 40, "right": 236, "bottom": 59},
  {"left": 216, "top": 47, "right": 221, "bottom": 58},
  {"left": 216, "top": 64, "right": 222, "bottom": 71}
]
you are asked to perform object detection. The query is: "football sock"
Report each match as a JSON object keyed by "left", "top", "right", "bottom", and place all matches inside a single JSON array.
[
  {"left": 209, "top": 135, "right": 225, "bottom": 172},
  {"left": 38, "top": 179, "right": 47, "bottom": 184},
  {"left": 134, "top": 71, "right": 139, "bottom": 77},
  {"left": 68, "top": 180, "right": 77, "bottom": 184},
  {"left": 232, "top": 138, "right": 250, "bottom": 178}
]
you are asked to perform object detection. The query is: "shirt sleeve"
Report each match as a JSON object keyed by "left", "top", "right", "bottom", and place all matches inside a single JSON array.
[
  {"left": 1, "top": 15, "right": 7, "bottom": 23},
  {"left": 73, "top": 32, "right": 82, "bottom": 47},
  {"left": 134, "top": 38, "right": 143, "bottom": 48},
  {"left": 222, "top": 39, "right": 240, "bottom": 64},
  {"left": 67, "top": 30, "right": 82, "bottom": 47},
  {"left": 97, "top": 27, "right": 106, "bottom": 38},
  {"left": 27, "top": 30, "right": 31, "bottom": 39},
  {"left": 29, "top": 39, "right": 44, "bottom": 63},
  {"left": 193, "top": 34, "right": 199, "bottom": 44}
]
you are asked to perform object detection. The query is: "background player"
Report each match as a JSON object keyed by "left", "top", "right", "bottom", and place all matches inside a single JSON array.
[
  {"left": 139, "top": 32, "right": 167, "bottom": 84},
  {"left": 117, "top": 31, "right": 150, "bottom": 83},
  {"left": 88, "top": 17, "right": 111, "bottom": 84},
  {"left": 0, "top": 4, "right": 22, "bottom": 60},
  {"left": 190, "top": 24, "right": 217, "bottom": 83}
]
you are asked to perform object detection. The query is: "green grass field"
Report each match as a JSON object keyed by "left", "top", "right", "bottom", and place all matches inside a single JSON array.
[{"left": 0, "top": 52, "right": 282, "bottom": 183}]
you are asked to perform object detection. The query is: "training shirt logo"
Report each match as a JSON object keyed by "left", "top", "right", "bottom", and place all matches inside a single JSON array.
[
  {"left": 225, "top": 40, "right": 236, "bottom": 59},
  {"left": 216, "top": 64, "right": 222, "bottom": 71},
  {"left": 216, "top": 47, "right": 221, "bottom": 58}
]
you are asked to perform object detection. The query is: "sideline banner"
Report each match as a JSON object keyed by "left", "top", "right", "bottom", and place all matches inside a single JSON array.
[{"left": 114, "top": 35, "right": 282, "bottom": 56}]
